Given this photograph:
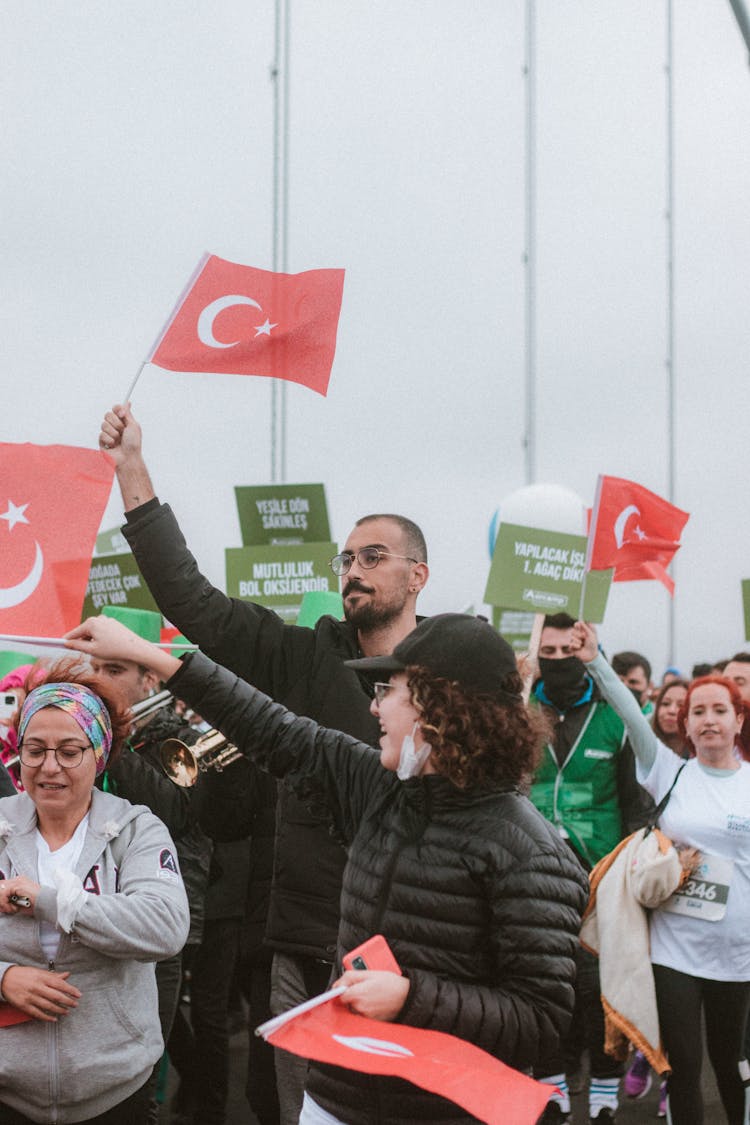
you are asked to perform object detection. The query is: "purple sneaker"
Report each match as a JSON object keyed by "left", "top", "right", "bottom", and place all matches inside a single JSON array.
[
  {"left": 657, "top": 1081, "right": 667, "bottom": 1117},
  {"left": 624, "top": 1051, "right": 652, "bottom": 1099}
]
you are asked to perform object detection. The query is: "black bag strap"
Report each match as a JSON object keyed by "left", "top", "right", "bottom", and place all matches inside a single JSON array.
[{"left": 644, "top": 759, "right": 687, "bottom": 836}]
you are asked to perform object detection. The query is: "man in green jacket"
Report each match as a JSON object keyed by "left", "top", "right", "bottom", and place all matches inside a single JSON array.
[{"left": 530, "top": 613, "right": 652, "bottom": 1125}]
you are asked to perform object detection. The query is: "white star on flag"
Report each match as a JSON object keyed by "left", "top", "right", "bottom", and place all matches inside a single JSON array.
[
  {"left": 634, "top": 525, "right": 647, "bottom": 540},
  {"left": 0, "top": 500, "right": 29, "bottom": 532},
  {"left": 254, "top": 318, "right": 278, "bottom": 337}
]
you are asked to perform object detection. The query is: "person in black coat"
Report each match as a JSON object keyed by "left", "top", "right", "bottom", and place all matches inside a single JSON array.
[{"left": 67, "top": 612, "right": 589, "bottom": 1125}]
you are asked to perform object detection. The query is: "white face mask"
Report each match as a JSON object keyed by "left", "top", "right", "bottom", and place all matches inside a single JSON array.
[{"left": 397, "top": 721, "right": 431, "bottom": 780}]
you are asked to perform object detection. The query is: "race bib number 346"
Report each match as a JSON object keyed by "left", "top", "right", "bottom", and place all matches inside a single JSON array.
[{"left": 660, "top": 853, "right": 733, "bottom": 922}]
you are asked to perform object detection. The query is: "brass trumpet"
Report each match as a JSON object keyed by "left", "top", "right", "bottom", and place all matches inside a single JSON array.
[{"left": 159, "top": 729, "right": 244, "bottom": 787}]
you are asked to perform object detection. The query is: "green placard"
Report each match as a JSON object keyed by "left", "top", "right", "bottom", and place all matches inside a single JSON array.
[
  {"left": 743, "top": 580, "right": 750, "bottom": 642},
  {"left": 82, "top": 552, "right": 161, "bottom": 617},
  {"left": 226, "top": 542, "right": 339, "bottom": 624},
  {"left": 485, "top": 523, "right": 612, "bottom": 623},
  {"left": 234, "top": 484, "right": 331, "bottom": 546},
  {"left": 492, "top": 607, "right": 536, "bottom": 653},
  {"left": 94, "top": 525, "right": 131, "bottom": 557}
]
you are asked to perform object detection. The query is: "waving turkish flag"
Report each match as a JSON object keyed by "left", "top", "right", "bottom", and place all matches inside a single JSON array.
[
  {"left": 260, "top": 993, "right": 552, "bottom": 1125},
  {"left": 147, "top": 253, "right": 345, "bottom": 396},
  {"left": 0, "top": 445, "right": 114, "bottom": 636},
  {"left": 586, "top": 475, "right": 689, "bottom": 595}
]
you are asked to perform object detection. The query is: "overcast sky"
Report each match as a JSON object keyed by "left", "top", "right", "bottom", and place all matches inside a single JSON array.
[{"left": 2, "top": 1, "right": 749, "bottom": 676}]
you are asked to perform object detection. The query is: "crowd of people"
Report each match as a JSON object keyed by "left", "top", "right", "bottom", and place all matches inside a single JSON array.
[{"left": 0, "top": 401, "right": 747, "bottom": 1125}]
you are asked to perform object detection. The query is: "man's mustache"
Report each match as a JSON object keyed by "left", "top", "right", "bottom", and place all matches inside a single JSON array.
[{"left": 343, "top": 578, "right": 374, "bottom": 598}]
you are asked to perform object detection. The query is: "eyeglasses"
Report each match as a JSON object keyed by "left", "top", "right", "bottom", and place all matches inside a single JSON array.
[
  {"left": 373, "top": 682, "right": 396, "bottom": 705},
  {"left": 329, "top": 547, "right": 419, "bottom": 576},
  {"left": 19, "top": 744, "right": 91, "bottom": 769}
]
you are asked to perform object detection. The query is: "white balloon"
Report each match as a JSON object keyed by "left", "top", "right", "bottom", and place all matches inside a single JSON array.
[
  {"left": 197, "top": 294, "right": 262, "bottom": 349},
  {"left": 498, "top": 483, "right": 587, "bottom": 536}
]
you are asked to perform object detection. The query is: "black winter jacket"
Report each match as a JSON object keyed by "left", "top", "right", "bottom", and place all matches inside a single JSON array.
[
  {"left": 102, "top": 704, "right": 212, "bottom": 945},
  {"left": 123, "top": 499, "right": 379, "bottom": 961},
  {"left": 168, "top": 652, "right": 589, "bottom": 1125}
]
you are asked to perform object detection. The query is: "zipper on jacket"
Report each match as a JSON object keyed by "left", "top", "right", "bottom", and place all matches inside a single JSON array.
[{"left": 47, "top": 959, "right": 60, "bottom": 1124}]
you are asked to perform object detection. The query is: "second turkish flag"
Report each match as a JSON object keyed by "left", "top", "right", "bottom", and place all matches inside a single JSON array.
[{"left": 148, "top": 254, "right": 345, "bottom": 396}]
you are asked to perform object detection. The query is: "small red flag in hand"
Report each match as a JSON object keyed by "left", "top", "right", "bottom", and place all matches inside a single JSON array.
[
  {"left": 259, "top": 993, "right": 553, "bottom": 1125},
  {"left": 586, "top": 475, "right": 690, "bottom": 595},
  {"left": 0, "top": 445, "right": 115, "bottom": 636},
  {"left": 147, "top": 253, "right": 345, "bottom": 396}
]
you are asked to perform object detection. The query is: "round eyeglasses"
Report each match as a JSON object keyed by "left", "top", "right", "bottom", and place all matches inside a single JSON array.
[
  {"left": 330, "top": 547, "right": 418, "bottom": 576},
  {"left": 18, "top": 744, "right": 90, "bottom": 769}
]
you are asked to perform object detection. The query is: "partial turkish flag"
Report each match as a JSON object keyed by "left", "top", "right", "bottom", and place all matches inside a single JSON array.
[
  {"left": 586, "top": 475, "right": 689, "bottom": 595},
  {"left": 260, "top": 995, "right": 552, "bottom": 1125},
  {"left": 0, "top": 445, "right": 115, "bottom": 636},
  {"left": 147, "top": 253, "right": 345, "bottom": 396}
]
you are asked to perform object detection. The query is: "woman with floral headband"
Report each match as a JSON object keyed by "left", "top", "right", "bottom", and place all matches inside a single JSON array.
[{"left": 0, "top": 659, "right": 189, "bottom": 1125}]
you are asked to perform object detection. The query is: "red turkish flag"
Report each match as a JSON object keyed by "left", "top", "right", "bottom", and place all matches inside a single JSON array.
[
  {"left": 586, "top": 475, "right": 690, "bottom": 595},
  {"left": 0, "top": 445, "right": 115, "bottom": 636},
  {"left": 262, "top": 996, "right": 552, "bottom": 1125},
  {"left": 147, "top": 253, "right": 345, "bottom": 396}
]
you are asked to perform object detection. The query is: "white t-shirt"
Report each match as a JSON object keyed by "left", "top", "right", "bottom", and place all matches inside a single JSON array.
[
  {"left": 638, "top": 746, "right": 750, "bottom": 981},
  {"left": 35, "top": 815, "right": 89, "bottom": 962}
]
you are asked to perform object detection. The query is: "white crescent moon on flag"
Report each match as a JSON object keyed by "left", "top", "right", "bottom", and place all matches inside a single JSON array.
[
  {"left": 197, "top": 295, "right": 263, "bottom": 349},
  {"left": 331, "top": 1034, "right": 414, "bottom": 1058},
  {"left": 613, "top": 505, "right": 640, "bottom": 549},
  {"left": 0, "top": 542, "right": 44, "bottom": 609}
]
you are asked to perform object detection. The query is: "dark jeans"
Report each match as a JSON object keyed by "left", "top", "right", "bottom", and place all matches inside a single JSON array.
[
  {"left": 241, "top": 945, "right": 280, "bottom": 1125},
  {"left": 535, "top": 945, "right": 624, "bottom": 1080},
  {"left": 0, "top": 1081, "right": 150, "bottom": 1124},
  {"left": 654, "top": 963, "right": 750, "bottom": 1125}
]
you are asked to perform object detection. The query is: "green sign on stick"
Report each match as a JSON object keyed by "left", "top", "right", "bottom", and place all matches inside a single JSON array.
[
  {"left": 485, "top": 523, "right": 612, "bottom": 623},
  {"left": 82, "top": 552, "right": 160, "bottom": 618},
  {"left": 742, "top": 580, "right": 750, "bottom": 642},
  {"left": 492, "top": 608, "right": 536, "bottom": 653},
  {"left": 226, "top": 542, "right": 339, "bottom": 624},
  {"left": 234, "top": 484, "right": 331, "bottom": 547}
]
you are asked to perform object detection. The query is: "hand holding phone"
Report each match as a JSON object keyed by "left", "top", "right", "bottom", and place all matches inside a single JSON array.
[{"left": 342, "top": 934, "right": 401, "bottom": 975}]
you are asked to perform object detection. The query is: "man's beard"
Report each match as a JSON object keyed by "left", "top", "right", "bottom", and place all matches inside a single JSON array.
[{"left": 343, "top": 579, "right": 408, "bottom": 632}]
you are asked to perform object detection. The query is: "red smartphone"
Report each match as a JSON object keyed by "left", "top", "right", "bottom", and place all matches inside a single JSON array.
[{"left": 342, "top": 934, "right": 401, "bottom": 974}]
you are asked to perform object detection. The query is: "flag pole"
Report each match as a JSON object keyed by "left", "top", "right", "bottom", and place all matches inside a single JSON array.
[
  {"left": 122, "top": 362, "right": 147, "bottom": 405},
  {"left": 522, "top": 0, "right": 537, "bottom": 485},
  {"left": 665, "top": 0, "right": 676, "bottom": 665},
  {"left": 271, "top": 0, "right": 291, "bottom": 483}
]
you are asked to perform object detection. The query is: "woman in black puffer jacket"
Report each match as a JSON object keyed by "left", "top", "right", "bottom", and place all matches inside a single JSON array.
[{"left": 66, "top": 612, "right": 589, "bottom": 1125}]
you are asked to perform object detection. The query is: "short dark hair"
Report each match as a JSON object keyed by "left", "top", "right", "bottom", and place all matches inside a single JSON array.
[
  {"left": 612, "top": 651, "right": 652, "bottom": 682},
  {"left": 355, "top": 514, "right": 427, "bottom": 563},
  {"left": 542, "top": 613, "right": 576, "bottom": 631},
  {"left": 728, "top": 652, "right": 750, "bottom": 665},
  {"left": 691, "top": 663, "right": 713, "bottom": 680}
]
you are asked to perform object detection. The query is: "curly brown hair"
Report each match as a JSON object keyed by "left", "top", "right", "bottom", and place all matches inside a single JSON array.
[
  {"left": 405, "top": 665, "right": 548, "bottom": 789},
  {"left": 16, "top": 657, "right": 132, "bottom": 768}
]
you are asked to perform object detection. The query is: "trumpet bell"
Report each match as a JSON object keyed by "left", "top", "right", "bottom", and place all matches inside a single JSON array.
[
  {"left": 160, "top": 738, "right": 199, "bottom": 787},
  {"left": 159, "top": 729, "right": 243, "bottom": 787}
]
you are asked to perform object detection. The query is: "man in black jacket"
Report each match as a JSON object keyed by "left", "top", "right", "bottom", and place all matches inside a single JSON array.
[{"left": 98, "top": 402, "right": 430, "bottom": 1125}]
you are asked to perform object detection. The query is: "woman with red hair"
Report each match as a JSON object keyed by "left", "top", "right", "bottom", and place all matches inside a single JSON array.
[{"left": 574, "top": 623, "right": 750, "bottom": 1125}]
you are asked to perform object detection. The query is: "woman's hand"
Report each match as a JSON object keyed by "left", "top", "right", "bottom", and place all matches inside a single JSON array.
[
  {"left": 0, "top": 876, "right": 40, "bottom": 915},
  {"left": 65, "top": 616, "right": 179, "bottom": 682},
  {"left": 1, "top": 966, "right": 81, "bottom": 1021},
  {"left": 334, "top": 970, "right": 410, "bottom": 1022},
  {"left": 571, "top": 621, "right": 599, "bottom": 663}
]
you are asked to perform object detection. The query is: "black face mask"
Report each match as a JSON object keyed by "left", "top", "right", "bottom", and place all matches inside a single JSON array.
[{"left": 539, "top": 655, "right": 589, "bottom": 710}]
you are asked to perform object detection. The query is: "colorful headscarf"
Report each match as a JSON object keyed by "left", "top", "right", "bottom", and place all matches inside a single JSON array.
[{"left": 18, "top": 683, "right": 113, "bottom": 776}]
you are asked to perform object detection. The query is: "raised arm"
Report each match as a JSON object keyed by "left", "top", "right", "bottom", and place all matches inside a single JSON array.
[
  {"left": 99, "top": 403, "right": 156, "bottom": 512},
  {"left": 572, "top": 622, "right": 657, "bottom": 772}
]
